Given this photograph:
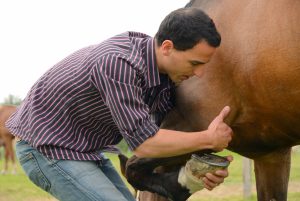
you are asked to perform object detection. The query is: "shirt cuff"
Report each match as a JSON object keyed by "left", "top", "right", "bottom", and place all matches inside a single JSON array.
[{"left": 122, "top": 119, "right": 159, "bottom": 151}]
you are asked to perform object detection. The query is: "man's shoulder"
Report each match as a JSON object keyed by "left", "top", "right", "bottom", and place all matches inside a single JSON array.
[
  {"left": 108, "top": 31, "right": 150, "bottom": 50},
  {"left": 94, "top": 31, "right": 149, "bottom": 58},
  {"left": 111, "top": 31, "right": 150, "bottom": 39},
  {"left": 105, "top": 31, "right": 151, "bottom": 68},
  {"left": 89, "top": 31, "right": 153, "bottom": 81},
  {"left": 128, "top": 31, "right": 150, "bottom": 39}
]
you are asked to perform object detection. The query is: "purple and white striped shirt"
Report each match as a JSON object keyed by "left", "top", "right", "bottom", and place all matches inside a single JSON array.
[{"left": 6, "top": 31, "right": 175, "bottom": 161}]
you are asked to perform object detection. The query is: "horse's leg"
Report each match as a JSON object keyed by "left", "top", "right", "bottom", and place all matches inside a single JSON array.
[
  {"left": 136, "top": 165, "right": 183, "bottom": 201},
  {"left": 118, "top": 155, "right": 172, "bottom": 201},
  {"left": 125, "top": 154, "right": 192, "bottom": 172},
  {"left": 11, "top": 153, "right": 17, "bottom": 175},
  {"left": 7, "top": 138, "right": 16, "bottom": 174},
  {"left": 123, "top": 155, "right": 191, "bottom": 201},
  {"left": 1, "top": 135, "right": 15, "bottom": 174},
  {"left": 2, "top": 144, "right": 8, "bottom": 174},
  {"left": 254, "top": 147, "right": 291, "bottom": 201}
]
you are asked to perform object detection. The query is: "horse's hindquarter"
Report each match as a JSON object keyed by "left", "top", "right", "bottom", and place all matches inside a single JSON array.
[
  {"left": 0, "top": 105, "right": 16, "bottom": 136},
  {"left": 133, "top": 1, "right": 300, "bottom": 201},
  {"left": 134, "top": 1, "right": 300, "bottom": 201},
  {"left": 173, "top": 2, "right": 300, "bottom": 200},
  {"left": 174, "top": 0, "right": 300, "bottom": 157}
]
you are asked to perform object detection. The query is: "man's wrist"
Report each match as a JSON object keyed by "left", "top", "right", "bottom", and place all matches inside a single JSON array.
[{"left": 197, "top": 130, "right": 214, "bottom": 150}]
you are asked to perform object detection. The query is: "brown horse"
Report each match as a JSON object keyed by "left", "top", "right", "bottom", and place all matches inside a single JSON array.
[
  {"left": 122, "top": 0, "right": 300, "bottom": 201},
  {"left": 0, "top": 105, "right": 17, "bottom": 174}
]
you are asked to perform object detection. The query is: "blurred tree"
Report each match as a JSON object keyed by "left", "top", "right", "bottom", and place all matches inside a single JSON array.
[{"left": 1, "top": 94, "right": 22, "bottom": 105}]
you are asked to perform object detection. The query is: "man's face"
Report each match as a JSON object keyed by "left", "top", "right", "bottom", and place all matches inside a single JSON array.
[{"left": 161, "top": 40, "right": 216, "bottom": 85}]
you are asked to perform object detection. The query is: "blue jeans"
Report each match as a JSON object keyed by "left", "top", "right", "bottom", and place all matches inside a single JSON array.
[{"left": 15, "top": 140, "right": 136, "bottom": 201}]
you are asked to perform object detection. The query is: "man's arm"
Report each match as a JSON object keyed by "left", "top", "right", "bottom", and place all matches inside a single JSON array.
[{"left": 134, "top": 106, "right": 232, "bottom": 158}]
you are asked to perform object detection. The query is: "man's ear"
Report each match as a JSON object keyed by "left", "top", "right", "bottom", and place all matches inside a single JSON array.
[{"left": 161, "top": 40, "right": 174, "bottom": 56}]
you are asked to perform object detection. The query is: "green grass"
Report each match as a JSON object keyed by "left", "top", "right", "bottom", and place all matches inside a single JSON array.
[
  {"left": 0, "top": 149, "right": 299, "bottom": 201},
  {"left": 0, "top": 164, "right": 54, "bottom": 201}
]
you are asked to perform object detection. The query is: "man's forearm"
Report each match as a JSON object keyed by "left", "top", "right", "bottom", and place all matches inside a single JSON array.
[{"left": 133, "top": 129, "right": 213, "bottom": 158}]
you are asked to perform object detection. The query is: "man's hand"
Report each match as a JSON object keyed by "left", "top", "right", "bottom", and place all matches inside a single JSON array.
[
  {"left": 207, "top": 106, "right": 233, "bottom": 152},
  {"left": 202, "top": 155, "right": 233, "bottom": 190}
]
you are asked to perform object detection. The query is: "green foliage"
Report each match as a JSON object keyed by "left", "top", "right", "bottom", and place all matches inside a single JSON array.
[{"left": 1, "top": 94, "right": 22, "bottom": 105}]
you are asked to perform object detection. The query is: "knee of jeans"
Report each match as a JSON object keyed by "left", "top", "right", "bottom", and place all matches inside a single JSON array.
[{"left": 19, "top": 152, "right": 51, "bottom": 191}]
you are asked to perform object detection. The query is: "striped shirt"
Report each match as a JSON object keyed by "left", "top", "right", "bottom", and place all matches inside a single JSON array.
[{"left": 6, "top": 31, "right": 175, "bottom": 161}]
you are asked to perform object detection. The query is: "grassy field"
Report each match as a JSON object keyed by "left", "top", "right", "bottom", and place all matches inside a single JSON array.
[{"left": 0, "top": 148, "right": 299, "bottom": 201}]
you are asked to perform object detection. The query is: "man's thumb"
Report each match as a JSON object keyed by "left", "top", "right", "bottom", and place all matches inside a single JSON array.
[{"left": 218, "top": 106, "right": 231, "bottom": 121}]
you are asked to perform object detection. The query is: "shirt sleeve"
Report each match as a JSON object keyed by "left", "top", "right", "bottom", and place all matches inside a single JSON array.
[{"left": 90, "top": 55, "right": 159, "bottom": 150}]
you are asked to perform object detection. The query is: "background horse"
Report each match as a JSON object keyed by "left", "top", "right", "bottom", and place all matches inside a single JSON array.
[{"left": 0, "top": 105, "right": 17, "bottom": 174}]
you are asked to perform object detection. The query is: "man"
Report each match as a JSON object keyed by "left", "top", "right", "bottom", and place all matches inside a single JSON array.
[{"left": 6, "top": 7, "right": 232, "bottom": 201}]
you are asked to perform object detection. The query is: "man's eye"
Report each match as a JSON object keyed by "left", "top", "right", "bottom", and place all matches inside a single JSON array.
[{"left": 190, "top": 61, "right": 200, "bottom": 66}]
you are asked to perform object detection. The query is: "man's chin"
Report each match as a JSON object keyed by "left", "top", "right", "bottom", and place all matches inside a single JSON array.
[
  {"left": 170, "top": 76, "right": 184, "bottom": 86},
  {"left": 174, "top": 78, "right": 187, "bottom": 86},
  {"left": 174, "top": 80, "right": 182, "bottom": 86}
]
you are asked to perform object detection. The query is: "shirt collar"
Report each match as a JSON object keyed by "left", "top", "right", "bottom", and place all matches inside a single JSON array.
[
  {"left": 142, "top": 38, "right": 175, "bottom": 89},
  {"left": 142, "top": 38, "right": 162, "bottom": 87}
]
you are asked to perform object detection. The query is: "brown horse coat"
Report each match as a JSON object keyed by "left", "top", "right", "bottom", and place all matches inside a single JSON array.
[
  {"left": 0, "top": 105, "right": 16, "bottom": 174},
  {"left": 123, "top": 0, "right": 300, "bottom": 201}
]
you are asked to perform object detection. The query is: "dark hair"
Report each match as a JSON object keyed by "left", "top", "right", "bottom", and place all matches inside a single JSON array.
[{"left": 155, "top": 7, "right": 221, "bottom": 50}]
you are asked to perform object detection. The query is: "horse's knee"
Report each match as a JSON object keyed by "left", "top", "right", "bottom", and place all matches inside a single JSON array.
[{"left": 125, "top": 165, "right": 147, "bottom": 190}]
